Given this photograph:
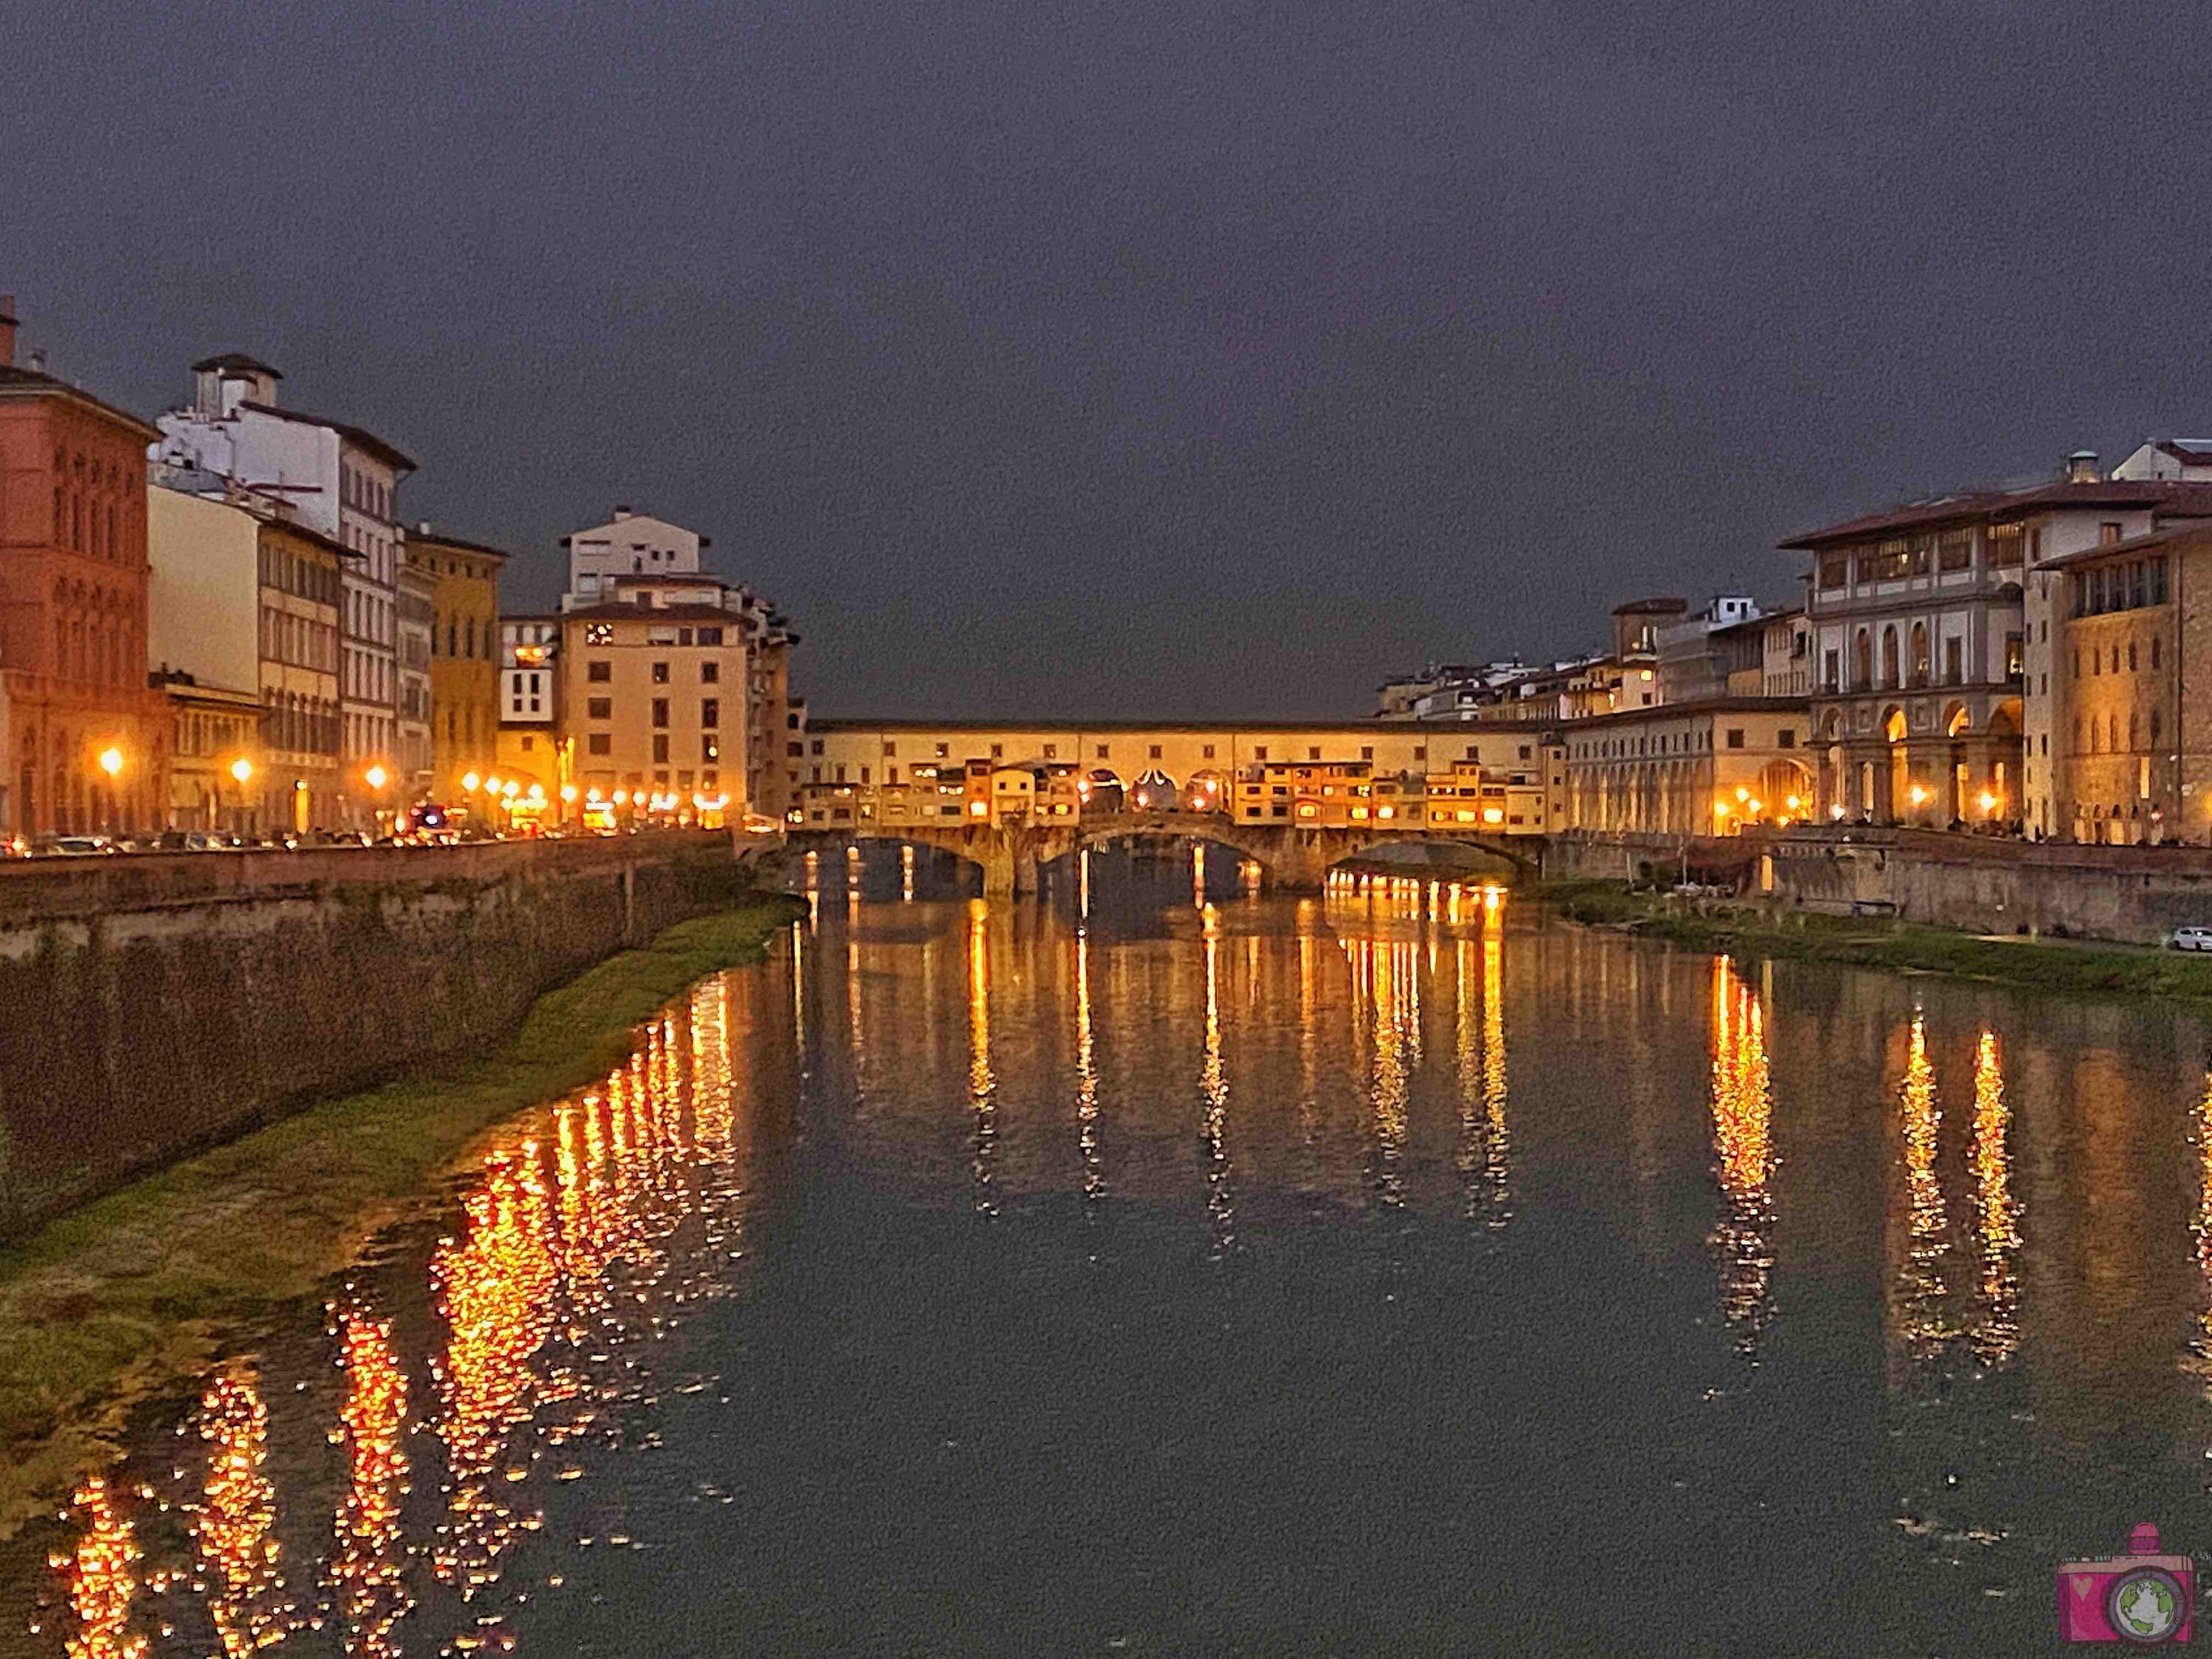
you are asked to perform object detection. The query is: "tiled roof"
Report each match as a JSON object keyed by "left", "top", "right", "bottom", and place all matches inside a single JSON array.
[
  {"left": 1779, "top": 481, "right": 2212, "bottom": 549},
  {"left": 407, "top": 526, "right": 511, "bottom": 561},
  {"left": 2035, "top": 520, "right": 2212, "bottom": 573},
  {"left": 0, "top": 365, "right": 161, "bottom": 438},
  {"left": 190, "top": 352, "right": 282, "bottom": 377}
]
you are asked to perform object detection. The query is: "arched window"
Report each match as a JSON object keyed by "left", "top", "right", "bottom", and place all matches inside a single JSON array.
[
  {"left": 1853, "top": 629, "right": 1872, "bottom": 689},
  {"left": 2109, "top": 713, "right": 2120, "bottom": 751},
  {"left": 1909, "top": 622, "right": 1929, "bottom": 686},
  {"left": 2153, "top": 708, "right": 2164, "bottom": 744},
  {"left": 2154, "top": 637, "right": 2163, "bottom": 670},
  {"left": 1881, "top": 626, "right": 1900, "bottom": 687},
  {"left": 2129, "top": 712, "right": 2140, "bottom": 749},
  {"left": 2129, "top": 640, "right": 2138, "bottom": 672},
  {"left": 2073, "top": 715, "right": 2083, "bottom": 753}
]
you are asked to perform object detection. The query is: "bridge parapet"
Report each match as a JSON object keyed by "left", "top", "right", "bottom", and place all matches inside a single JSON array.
[{"left": 782, "top": 812, "right": 1541, "bottom": 896}]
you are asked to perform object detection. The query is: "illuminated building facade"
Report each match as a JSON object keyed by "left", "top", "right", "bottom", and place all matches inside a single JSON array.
[
  {"left": 0, "top": 296, "right": 166, "bottom": 834},
  {"left": 1563, "top": 697, "right": 1812, "bottom": 835},
  {"left": 405, "top": 527, "right": 506, "bottom": 799}
]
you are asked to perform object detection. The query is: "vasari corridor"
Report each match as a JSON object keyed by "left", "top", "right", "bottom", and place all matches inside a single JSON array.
[{"left": 12, "top": 1, "right": 2212, "bottom": 1651}]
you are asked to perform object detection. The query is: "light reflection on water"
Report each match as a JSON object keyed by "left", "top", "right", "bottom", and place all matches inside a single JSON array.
[{"left": 22, "top": 883, "right": 2212, "bottom": 1654}]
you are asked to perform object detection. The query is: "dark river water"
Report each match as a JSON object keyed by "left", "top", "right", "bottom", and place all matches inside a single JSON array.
[{"left": 14, "top": 872, "right": 2212, "bottom": 1656}]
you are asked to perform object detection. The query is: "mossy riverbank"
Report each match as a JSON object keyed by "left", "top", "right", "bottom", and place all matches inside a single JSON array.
[
  {"left": 1532, "top": 878, "right": 2212, "bottom": 1007},
  {"left": 0, "top": 895, "right": 803, "bottom": 1532}
]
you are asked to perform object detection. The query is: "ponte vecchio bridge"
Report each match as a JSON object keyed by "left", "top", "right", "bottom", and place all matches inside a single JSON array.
[{"left": 771, "top": 717, "right": 1562, "bottom": 895}]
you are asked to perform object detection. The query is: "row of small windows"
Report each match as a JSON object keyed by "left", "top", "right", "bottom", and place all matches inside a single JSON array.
[
  {"left": 1816, "top": 523, "right": 2023, "bottom": 589},
  {"left": 2069, "top": 556, "right": 2168, "bottom": 618},
  {"left": 2074, "top": 636, "right": 2162, "bottom": 676},
  {"left": 1573, "top": 727, "right": 1790, "bottom": 759},
  {"left": 2073, "top": 708, "right": 2164, "bottom": 754},
  {"left": 583, "top": 659, "right": 720, "bottom": 684}
]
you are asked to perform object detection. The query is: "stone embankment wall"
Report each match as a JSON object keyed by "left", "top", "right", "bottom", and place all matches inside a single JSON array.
[
  {"left": 1551, "top": 828, "right": 2212, "bottom": 943},
  {"left": 0, "top": 833, "right": 751, "bottom": 1239}
]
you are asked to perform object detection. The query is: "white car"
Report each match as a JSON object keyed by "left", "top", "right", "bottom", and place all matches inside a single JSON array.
[{"left": 2172, "top": 927, "right": 2212, "bottom": 952}]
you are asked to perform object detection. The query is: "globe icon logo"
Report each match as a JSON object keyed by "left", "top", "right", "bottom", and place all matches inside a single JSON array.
[{"left": 2109, "top": 1565, "right": 2186, "bottom": 1642}]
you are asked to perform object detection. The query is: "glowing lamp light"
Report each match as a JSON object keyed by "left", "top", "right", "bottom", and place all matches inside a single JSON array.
[
  {"left": 1785, "top": 794, "right": 1801, "bottom": 812},
  {"left": 229, "top": 758, "right": 254, "bottom": 785},
  {"left": 364, "top": 764, "right": 388, "bottom": 791},
  {"left": 969, "top": 800, "right": 988, "bottom": 817},
  {"left": 486, "top": 775, "right": 503, "bottom": 794},
  {"left": 1747, "top": 798, "right": 1763, "bottom": 815},
  {"left": 1978, "top": 791, "right": 1999, "bottom": 814},
  {"left": 1482, "top": 806, "right": 1505, "bottom": 824},
  {"left": 98, "top": 747, "right": 123, "bottom": 777},
  {"left": 1714, "top": 799, "right": 1733, "bottom": 817},
  {"left": 1831, "top": 804, "right": 1847, "bottom": 821},
  {"left": 613, "top": 789, "right": 629, "bottom": 805},
  {"left": 1377, "top": 805, "right": 1395, "bottom": 821},
  {"left": 586, "top": 787, "right": 603, "bottom": 803},
  {"left": 528, "top": 783, "right": 546, "bottom": 802},
  {"left": 1908, "top": 784, "right": 1928, "bottom": 806},
  {"left": 1735, "top": 786, "right": 1750, "bottom": 803},
  {"left": 560, "top": 785, "right": 579, "bottom": 803},
  {"left": 503, "top": 780, "right": 520, "bottom": 798},
  {"left": 462, "top": 771, "right": 482, "bottom": 793}
]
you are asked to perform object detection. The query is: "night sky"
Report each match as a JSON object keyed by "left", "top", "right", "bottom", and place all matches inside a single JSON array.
[{"left": 7, "top": 2, "right": 2206, "bottom": 718}]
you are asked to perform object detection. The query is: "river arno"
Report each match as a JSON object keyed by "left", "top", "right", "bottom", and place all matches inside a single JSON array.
[{"left": 12, "top": 879, "right": 2212, "bottom": 1656}]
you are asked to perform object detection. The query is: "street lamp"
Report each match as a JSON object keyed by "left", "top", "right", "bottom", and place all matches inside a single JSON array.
[
  {"left": 229, "top": 758, "right": 254, "bottom": 836},
  {"left": 365, "top": 764, "right": 388, "bottom": 791},
  {"left": 97, "top": 747, "right": 124, "bottom": 836}
]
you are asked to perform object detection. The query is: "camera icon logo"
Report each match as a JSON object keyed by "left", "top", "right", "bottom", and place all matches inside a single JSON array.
[{"left": 2058, "top": 1522, "right": 2195, "bottom": 1644}]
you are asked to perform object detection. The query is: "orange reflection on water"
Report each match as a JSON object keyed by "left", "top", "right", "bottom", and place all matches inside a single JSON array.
[
  {"left": 428, "top": 1144, "right": 558, "bottom": 1595},
  {"left": 330, "top": 1308, "right": 411, "bottom": 1655},
  {"left": 48, "top": 1476, "right": 146, "bottom": 1659},
  {"left": 1201, "top": 905, "right": 1234, "bottom": 1250},
  {"left": 1967, "top": 1031, "right": 2021, "bottom": 1366},
  {"left": 1894, "top": 1012, "right": 1953, "bottom": 1361},
  {"left": 967, "top": 900, "right": 997, "bottom": 1216},
  {"left": 1481, "top": 915, "right": 1511, "bottom": 1232},
  {"left": 1708, "top": 957, "right": 1774, "bottom": 1355},
  {"left": 192, "top": 1371, "right": 283, "bottom": 1655}
]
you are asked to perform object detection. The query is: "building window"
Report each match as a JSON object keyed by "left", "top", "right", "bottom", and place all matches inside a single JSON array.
[
  {"left": 1725, "top": 729, "right": 1745, "bottom": 749},
  {"left": 883, "top": 741, "right": 898, "bottom": 757},
  {"left": 585, "top": 623, "right": 613, "bottom": 645},
  {"left": 2101, "top": 522, "right": 2123, "bottom": 545},
  {"left": 1413, "top": 746, "right": 1426, "bottom": 761},
  {"left": 588, "top": 697, "right": 611, "bottom": 720},
  {"left": 652, "top": 698, "right": 669, "bottom": 728},
  {"left": 653, "top": 735, "right": 670, "bottom": 763},
  {"left": 991, "top": 743, "right": 1003, "bottom": 758},
  {"left": 699, "top": 627, "right": 723, "bottom": 645},
  {"left": 1043, "top": 743, "right": 1057, "bottom": 758},
  {"left": 701, "top": 698, "right": 719, "bottom": 727},
  {"left": 587, "top": 659, "right": 611, "bottom": 682},
  {"left": 702, "top": 661, "right": 720, "bottom": 684},
  {"left": 588, "top": 733, "right": 611, "bottom": 755},
  {"left": 938, "top": 742, "right": 951, "bottom": 758},
  {"left": 813, "top": 739, "right": 825, "bottom": 755},
  {"left": 1254, "top": 746, "right": 1267, "bottom": 761},
  {"left": 1778, "top": 730, "right": 1796, "bottom": 748},
  {"left": 652, "top": 661, "right": 669, "bottom": 684}
]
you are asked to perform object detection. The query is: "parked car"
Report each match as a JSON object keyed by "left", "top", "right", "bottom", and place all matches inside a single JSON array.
[
  {"left": 40, "top": 835, "right": 113, "bottom": 857},
  {"left": 2170, "top": 927, "right": 2212, "bottom": 953}
]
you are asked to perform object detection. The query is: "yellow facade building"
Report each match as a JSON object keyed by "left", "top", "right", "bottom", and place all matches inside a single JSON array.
[{"left": 404, "top": 526, "right": 506, "bottom": 798}]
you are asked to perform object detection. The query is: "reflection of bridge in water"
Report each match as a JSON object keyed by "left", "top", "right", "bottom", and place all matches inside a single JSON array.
[{"left": 770, "top": 809, "right": 1544, "bottom": 896}]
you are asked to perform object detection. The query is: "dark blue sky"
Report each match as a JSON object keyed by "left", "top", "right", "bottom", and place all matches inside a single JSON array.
[{"left": 8, "top": 0, "right": 2207, "bottom": 717}]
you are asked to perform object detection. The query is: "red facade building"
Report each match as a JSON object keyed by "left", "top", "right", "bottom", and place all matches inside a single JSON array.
[{"left": 0, "top": 297, "right": 167, "bottom": 835}]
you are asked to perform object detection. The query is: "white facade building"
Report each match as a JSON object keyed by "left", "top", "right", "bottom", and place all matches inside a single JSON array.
[
  {"left": 560, "top": 507, "right": 707, "bottom": 609},
  {"left": 500, "top": 615, "right": 561, "bottom": 727},
  {"left": 2111, "top": 439, "right": 2212, "bottom": 482},
  {"left": 153, "top": 354, "right": 414, "bottom": 826}
]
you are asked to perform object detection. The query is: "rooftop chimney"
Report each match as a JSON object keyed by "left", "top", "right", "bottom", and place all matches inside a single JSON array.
[
  {"left": 0, "top": 295, "right": 15, "bottom": 368},
  {"left": 418, "top": 520, "right": 431, "bottom": 535},
  {"left": 612, "top": 505, "right": 632, "bottom": 520},
  {"left": 2066, "top": 449, "right": 2101, "bottom": 485}
]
